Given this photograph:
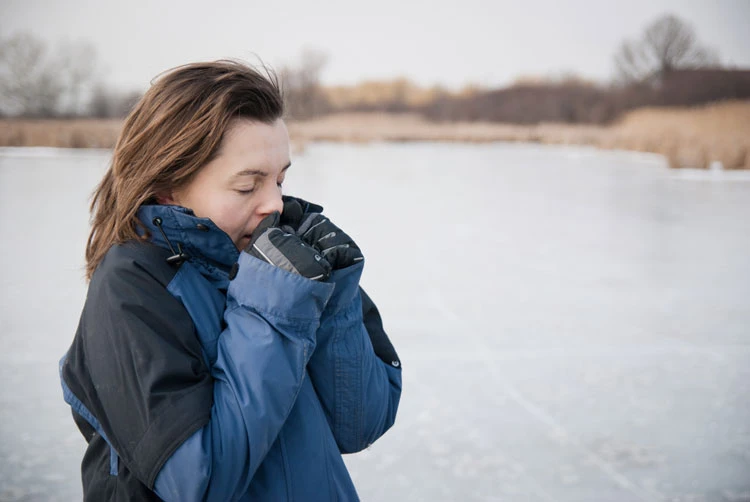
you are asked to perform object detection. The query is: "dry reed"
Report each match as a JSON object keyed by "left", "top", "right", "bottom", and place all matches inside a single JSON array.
[
  {"left": 2, "top": 101, "right": 748, "bottom": 169},
  {"left": 0, "top": 119, "right": 123, "bottom": 149}
]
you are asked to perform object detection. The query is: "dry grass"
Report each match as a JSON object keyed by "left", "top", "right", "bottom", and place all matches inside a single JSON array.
[
  {"left": 607, "top": 101, "right": 750, "bottom": 169},
  {"left": 323, "top": 79, "right": 450, "bottom": 109},
  {"left": 288, "top": 100, "right": 750, "bottom": 169},
  {"left": 0, "top": 119, "right": 123, "bottom": 149},
  {"left": 2, "top": 100, "right": 749, "bottom": 169}
]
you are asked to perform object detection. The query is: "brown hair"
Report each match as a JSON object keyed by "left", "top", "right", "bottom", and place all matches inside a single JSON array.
[{"left": 85, "top": 60, "right": 284, "bottom": 280}]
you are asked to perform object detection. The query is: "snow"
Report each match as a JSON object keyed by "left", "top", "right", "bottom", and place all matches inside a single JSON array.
[{"left": 1, "top": 142, "right": 749, "bottom": 501}]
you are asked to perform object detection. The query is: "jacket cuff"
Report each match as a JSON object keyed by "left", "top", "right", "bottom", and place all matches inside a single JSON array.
[
  {"left": 228, "top": 252, "right": 335, "bottom": 320},
  {"left": 324, "top": 261, "right": 364, "bottom": 315}
]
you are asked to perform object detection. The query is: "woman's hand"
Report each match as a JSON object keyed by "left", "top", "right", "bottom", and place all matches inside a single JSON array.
[
  {"left": 280, "top": 196, "right": 364, "bottom": 270},
  {"left": 245, "top": 211, "right": 332, "bottom": 281}
]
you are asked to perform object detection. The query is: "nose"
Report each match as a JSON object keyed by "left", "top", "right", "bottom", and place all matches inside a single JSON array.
[{"left": 256, "top": 183, "right": 284, "bottom": 219}]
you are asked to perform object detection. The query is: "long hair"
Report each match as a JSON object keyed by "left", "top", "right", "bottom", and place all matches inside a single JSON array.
[{"left": 85, "top": 60, "right": 284, "bottom": 280}]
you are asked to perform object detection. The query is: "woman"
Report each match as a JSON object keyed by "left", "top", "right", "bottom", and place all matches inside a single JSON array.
[{"left": 59, "top": 60, "right": 402, "bottom": 501}]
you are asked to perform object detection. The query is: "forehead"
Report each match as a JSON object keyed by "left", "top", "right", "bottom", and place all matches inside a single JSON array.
[{"left": 215, "top": 118, "right": 290, "bottom": 173}]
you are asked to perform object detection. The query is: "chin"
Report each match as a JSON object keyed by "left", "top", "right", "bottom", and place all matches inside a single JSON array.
[{"left": 236, "top": 237, "right": 250, "bottom": 251}]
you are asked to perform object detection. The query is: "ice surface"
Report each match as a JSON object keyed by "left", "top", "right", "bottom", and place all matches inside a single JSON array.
[{"left": 1, "top": 143, "right": 749, "bottom": 501}]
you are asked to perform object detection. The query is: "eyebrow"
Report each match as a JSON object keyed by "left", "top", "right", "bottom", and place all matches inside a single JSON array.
[{"left": 233, "top": 162, "right": 291, "bottom": 178}]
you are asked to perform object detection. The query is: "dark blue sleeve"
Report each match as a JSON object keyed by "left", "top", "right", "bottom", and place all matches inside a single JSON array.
[
  {"left": 306, "top": 261, "right": 402, "bottom": 454},
  {"left": 153, "top": 253, "right": 334, "bottom": 501}
]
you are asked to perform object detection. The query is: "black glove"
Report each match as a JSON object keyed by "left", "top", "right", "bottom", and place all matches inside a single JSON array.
[
  {"left": 279, "top": 195, "right": 363, "bottom": 270},
  {"left": 245, "top": 212, "right": 332, "bottom": 281},
  {"left": 279, "top": 195, "right": 324, "bottom": 232},
  {"left": 296, "top": 212, "right": 364, "bottom": 270}
]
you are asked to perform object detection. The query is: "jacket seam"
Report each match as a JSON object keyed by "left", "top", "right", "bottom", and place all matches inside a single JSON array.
[
  {"left": 145, "top": 414, "right": 209, "bottom": 489},
  {"left": 133, "top": 383, "right": 213, "bottom": 487},
  {"left": 279, "top": 431, "right": 293, "bottom": 502},
  {"left": 333, "top": 315, "right": 344, "bottom": 448},
  {"left": 224, "top": 304, "right": 321, "bottom": 330},
  {"left": 320, "top": 393, "right": 336, "bottom": 500},
  {"left": 135, "top": 382, "right": 210, "bottom": 452}
]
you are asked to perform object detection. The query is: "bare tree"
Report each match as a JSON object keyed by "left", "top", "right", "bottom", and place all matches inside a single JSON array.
[
  {"left": 0, "top": 33, "right": 64, "bottom": 116},
  {"left": 0, "top": 32, "right": 99, "bottom": 117},
  {"left": 89, "top": 85, "right": 142, "bottom": 118},
  {"left": 56, "top": 41, "right": 99, "bottom": 116},
  {"left": 614, "top": 14, "right": 719, "bottom": 84},
  {"left": 280, "top": 48, "right": 330, "bottom": 120}
]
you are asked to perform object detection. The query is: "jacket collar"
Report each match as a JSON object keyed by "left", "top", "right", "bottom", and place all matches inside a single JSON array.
[{"left": 137, "top": 204, "right": 240, "bottom": 287}]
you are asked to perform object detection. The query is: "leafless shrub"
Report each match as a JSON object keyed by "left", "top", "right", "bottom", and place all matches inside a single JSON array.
[
  {"left": 614, "top": 14, "right": 719, "bottom": 84},
  {"left": 88, "top": 85, "right": 142, "bottom": 118},
  {"left": 0, "top": 33, "right": 64, "bottom": 116},
  {"left": 0, "top": 32, "right": 100, "bottom": 117},
  {"left": 280, "top": 48, "right": 331, "bottom": 120}
]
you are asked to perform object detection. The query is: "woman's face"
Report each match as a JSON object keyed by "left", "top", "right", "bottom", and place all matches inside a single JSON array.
[{"left": 167, "top": 118, "right": 289, "bottom": 250}]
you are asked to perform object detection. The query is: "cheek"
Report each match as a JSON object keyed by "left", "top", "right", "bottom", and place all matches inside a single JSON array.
[
  {"left": 210, "top": 204, "right": 247, "bottom": 236},
  {"left": 217, "top": 198, "right": 262, "bottom": 235}
]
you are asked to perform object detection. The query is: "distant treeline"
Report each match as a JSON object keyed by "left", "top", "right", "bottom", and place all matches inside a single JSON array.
[
  {"left": 417, "top": 70, "right": 750, "bottom": 124},
  {"left": 287, "top": 9, "right": 750, "bottom": 124},
  {"left": 283, "top": 11, "right": 750, "bottom": 124},
  {"left": 285, "top": 69, "right": 750, "bottom": 125},
  {"left": 3, "top": 14, "right": 749, "bottom": 125}
]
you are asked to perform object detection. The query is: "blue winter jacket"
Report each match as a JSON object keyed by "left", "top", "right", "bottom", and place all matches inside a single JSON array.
[{"left": 59, "top": 204, "right": 402, "bottom": 501}]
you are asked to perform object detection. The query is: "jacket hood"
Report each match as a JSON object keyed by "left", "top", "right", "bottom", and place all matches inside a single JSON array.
[{"left": 137, "top": 204, "right": 240, "bottom": 287}]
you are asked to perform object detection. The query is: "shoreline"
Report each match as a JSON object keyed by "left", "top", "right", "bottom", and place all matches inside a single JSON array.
[{"left": 1, "top": 101, "right": 748, "bottom": 169}]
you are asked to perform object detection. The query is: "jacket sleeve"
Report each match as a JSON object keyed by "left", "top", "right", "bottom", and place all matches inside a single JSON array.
[
  {"left": 306, "top": 261, "right": 403, "bottom": 454},
  {"left": 74, "top": 246, "right": 333, "bottom": 501},
  {"left": 151, "top": 252, "right": 335, "bottom": 501},
  {"left": 64, "top": 246, "right": 216, "bottom": 494}
]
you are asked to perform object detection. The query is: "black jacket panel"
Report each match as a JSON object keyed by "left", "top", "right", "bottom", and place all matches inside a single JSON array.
[{"left": 62, "top": 241, "right": 214, "bottom": 499}]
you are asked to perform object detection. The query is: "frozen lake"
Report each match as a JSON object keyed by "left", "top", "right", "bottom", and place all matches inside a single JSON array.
[{"left": 1, "top": 142, "right": 749, "bottom": 501}]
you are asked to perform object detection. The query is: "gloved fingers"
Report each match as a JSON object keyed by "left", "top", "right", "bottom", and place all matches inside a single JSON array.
[
  {"left": 280, "top": 197, "right": 305, "bottom": 228},
  {"left": 295, "top": 212, "right": 364, "bottom": 269},
  {"left": 320, "top": 244, "right": 364, "bottom": 269},
  {"left": 296, "top": 213, "right": 329, "bottom": 240},
  {"left": 280, "top": 196, "right": 324, "bottom": 228},
  {"left": 297, "top": 214, "right": 354, "bottom": 248},
  {"left": 251, "top": 228, "right": 332, "bottom": 281},
  {"left": 294, "top": 196, "right": 324, "bottom": 214},
  {"left": 319, "top": 242, "right": 359, "bottom": 256},
  {"left": 249, "top": 211, "right": 281, "bottom": 246},
  {"left": 316, "top": 230, "right": 355, "bottom": 251}
]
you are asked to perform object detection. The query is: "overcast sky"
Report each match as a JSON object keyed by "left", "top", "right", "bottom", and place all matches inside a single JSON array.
[{"left": 2, "top": 0, "right": 749, "bottom": 91}]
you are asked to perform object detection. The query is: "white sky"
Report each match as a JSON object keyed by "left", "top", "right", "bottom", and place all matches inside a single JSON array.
[{"left": 2, "top": 0, "right": 749, "bottom": 91}]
